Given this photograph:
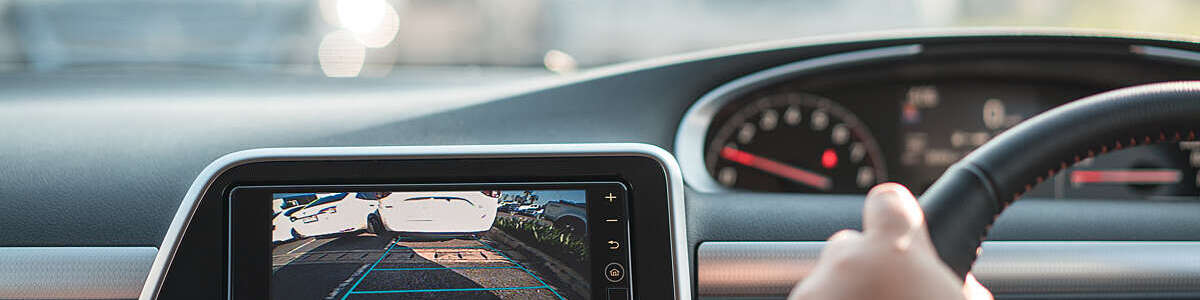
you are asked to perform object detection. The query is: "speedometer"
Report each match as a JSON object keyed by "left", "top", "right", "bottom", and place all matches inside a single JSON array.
[{"left": 705, "top": 92, "right": 887, "bottom": 193}]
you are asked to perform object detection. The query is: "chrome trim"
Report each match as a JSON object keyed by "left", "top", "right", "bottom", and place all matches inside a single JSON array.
[
  {"left": 0, "top": 247, "right": 156, "bottom": 299},
  {"left": 140, "top": 143, "right": 691, "bottom": 300},
  {"left": 1132, "top": 45, "right": 1200, "bottom": 65},
  {"left": 674, "top": 45, "right": 922, "bottom": 192},
  {"left": 697, "top": 241, "right": 1200, "bottom": 298}
]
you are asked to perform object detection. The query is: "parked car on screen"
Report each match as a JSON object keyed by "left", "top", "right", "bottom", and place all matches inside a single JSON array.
[
  {"left": 374, "top": 190, "right": 500, "bottom": 238},
  {"left": 271, "top": 194, "right": 316, "bottom": 243},
  {"left": 515, "top": 204, "right": 543, "bottom": 217},
  {"left": 543, "top": 200, "right": 587, "bottom": 236},
  {"left": 273, "top": 193, "right": 317, "bottom": 214},
  {"left": 290, "top": 193, "right": 378, "bottom": 238},
  {"left": 272, "top": 206, "right": 304, "bottom": 243},
  {"left": 498, "top": 203, "right": 520, "bottom": 213}
]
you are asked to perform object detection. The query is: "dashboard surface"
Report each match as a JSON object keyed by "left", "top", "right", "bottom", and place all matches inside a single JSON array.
[{"left": 2, "top": 30, "right": 1200, "bottom": 299}]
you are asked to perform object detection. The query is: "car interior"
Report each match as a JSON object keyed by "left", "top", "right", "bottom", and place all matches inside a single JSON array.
[{"left": 1, "top": 1, "right": 1198, "bottom": 300}]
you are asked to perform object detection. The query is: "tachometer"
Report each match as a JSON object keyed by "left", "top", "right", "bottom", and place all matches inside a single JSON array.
[{"left": 705, "top": 92, "right": 886, "bottom": 193}]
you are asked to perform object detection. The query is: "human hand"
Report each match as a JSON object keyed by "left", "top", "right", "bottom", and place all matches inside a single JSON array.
[{"left": 788, "top": 183, "right": 993, "bottom": 300}]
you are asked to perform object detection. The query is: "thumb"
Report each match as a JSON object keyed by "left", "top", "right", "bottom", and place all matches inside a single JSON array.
[
  {"left": 862, "top": 182, "right": 923, "bottom": 238},
  {"left": 963, "top": 273, "right": 994, "bottom": 300}
]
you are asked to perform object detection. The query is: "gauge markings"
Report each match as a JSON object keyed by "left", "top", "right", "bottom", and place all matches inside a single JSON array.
[
  {"left": 737, "top": 123, "right": 756, "bottom": 144},
  {"left": 784, "top": 105, "right": 802, "bottom": 126},
  {"left": 705, "top": 92, "right": 886, "bottom": 193},
  {"left": 760, "top": 109, "right": 779, "bottom": 131},
  {"left": 811, "top": 109, "right": 829, "bottom": 131}
]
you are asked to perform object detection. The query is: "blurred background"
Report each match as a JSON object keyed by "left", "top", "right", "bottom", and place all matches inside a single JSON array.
[{"left": 0, "top": 0, "right": 1195, "bottom": 80}]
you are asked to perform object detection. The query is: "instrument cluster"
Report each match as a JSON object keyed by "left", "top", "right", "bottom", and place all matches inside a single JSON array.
[{"left": 696, "top": 80, "right": 1199, "bottom": 200}]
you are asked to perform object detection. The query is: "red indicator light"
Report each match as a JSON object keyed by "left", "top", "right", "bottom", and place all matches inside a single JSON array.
[{"left": 821, "top": 148, "right": 838, "bottom": 169}]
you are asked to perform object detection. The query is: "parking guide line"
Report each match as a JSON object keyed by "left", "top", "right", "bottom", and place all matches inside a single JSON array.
[
  {"left": 388, "top": 245, "right": 491, "bottom": 249},
  {"left": 338, "top": 237, "right": 566, "bottom": 299},
  {"left": 474, "top": 239, "right": 566, "bottom": 300},
  {"left": 347, "top": 285, "right": 550, "bottom": 294},
  {"left": 285, "top": 238, "right": 318, "bottom": 255},
  {"left": 371, "top": 266, "right": 522, "bottom": 271},
  {"left": 340, "top": 237, "right": 398, "bottom": 300}
]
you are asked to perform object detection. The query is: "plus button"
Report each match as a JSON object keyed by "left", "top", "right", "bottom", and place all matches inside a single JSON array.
[{"left": 605, "top": 193, "right": 617, "bottom": 203}]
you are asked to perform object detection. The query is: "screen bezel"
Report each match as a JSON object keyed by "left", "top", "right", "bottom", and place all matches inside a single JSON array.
[
  {"left": 152, "top": 146, "right": 687, "bottom": 300},
  {"left": 230, "top": 182, "right": 631, "bottom": 300}
]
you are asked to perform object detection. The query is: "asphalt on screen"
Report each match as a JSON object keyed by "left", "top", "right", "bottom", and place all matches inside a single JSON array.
[{"left": 271, "top": 231, "right": 570, "bottom": 300}]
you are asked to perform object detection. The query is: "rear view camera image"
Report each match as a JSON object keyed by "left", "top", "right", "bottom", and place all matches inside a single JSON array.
[{"left": 271, "top": 190, "right": 589, "bottom": 299}]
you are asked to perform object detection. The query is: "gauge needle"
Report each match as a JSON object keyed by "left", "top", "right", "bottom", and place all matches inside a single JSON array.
[
  {"left": 1070, "top": 169, "right": 1182, "bottom": 184},
  {"left": 721, "top": 146, "right": 832, "bottom": 191}
]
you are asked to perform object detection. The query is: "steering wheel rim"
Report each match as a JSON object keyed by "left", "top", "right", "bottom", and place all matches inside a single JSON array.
[{"left": 919, "top": 81, "right": 1200, "bottom": 279}]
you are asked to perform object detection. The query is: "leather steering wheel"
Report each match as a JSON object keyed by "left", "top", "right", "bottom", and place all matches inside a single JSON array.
[{"left": 919, "top": 81, "right": 1200, "bottom": 279}]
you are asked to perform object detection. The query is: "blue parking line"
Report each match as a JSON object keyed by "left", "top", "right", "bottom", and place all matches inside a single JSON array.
[
  {"left": 339, "top": 237, "right": 567, "bottom": 300},
  {"left": 348, "top": 285, "right": 550, "bottom": 294},
  {"left": 341, "top": 238, "right": 398, "bottom": 300},
  {"left": 475, "top": 239, "right": 566, "bottom": 300},
  {"left": 371, "top": 266, "right": 521, "bottom": 271},
  {"left": 388, "top": 245, "right": 491, "bottom": 249}
]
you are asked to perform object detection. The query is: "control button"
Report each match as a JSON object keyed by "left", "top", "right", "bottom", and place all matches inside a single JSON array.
[
  {"left": 604, "top": 262, "right": 625, "bottom": 282},
  {"left": 607, "top": 240, "right": 620, "bottom": 250},
  {"left": 604, "top": 193, "right": 618, "bottom": 203},
  {"left": 604, "top": 217, "right": 620, "bottom": 223},
  {"left": 607, "top": 288, "right": 629, "bottom": 300}
]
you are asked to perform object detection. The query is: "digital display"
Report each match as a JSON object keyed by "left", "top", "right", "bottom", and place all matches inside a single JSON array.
[
  {"left": 893, "top": 83, "right": 1198, "bottom": 199},
  {"left": 271, "top": 190, "right": 590, "bottom": 300},
  {"left": 894, "top": 83, "right": 1054, "bottom": 192}
]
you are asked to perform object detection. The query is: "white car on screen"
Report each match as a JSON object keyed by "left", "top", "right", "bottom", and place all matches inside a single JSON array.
[
  {"left": 290, "top": 193, "right": 378, "bottom": 238},
  {"left": 271, "top": 194, "right": 317, "bottom": 243},
  {"left": 272, "top": 206, "right": 303, "bottom": 243},
  {"left": 375, "top": 191, "right": 500, "bottom": 238}
]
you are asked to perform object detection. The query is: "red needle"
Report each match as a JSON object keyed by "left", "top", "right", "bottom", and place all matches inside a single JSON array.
[
  {"left": 721, "top": 146, "right": 832, "bottom": 191},
  {"left": 1070, "top": 169, "right": 1182, "bottom": 184}
]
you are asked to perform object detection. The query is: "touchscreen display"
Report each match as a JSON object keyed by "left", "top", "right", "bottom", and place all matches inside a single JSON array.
[{"left": 271, "top": 190, "right": 589, "bottom": 299}]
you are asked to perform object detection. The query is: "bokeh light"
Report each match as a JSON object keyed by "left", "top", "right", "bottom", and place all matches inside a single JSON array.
[
  {"left": 336, "top": 0, "right": 387, "bottom": 35},
  {"left": 354, "top": 1, "right": 401, "bottom": 48},
  {"left": 543, "top": 49, "right": 578, "bottom": 74},
  {"left": 318, "top": 30, "right": 366, "bottom": 77}
]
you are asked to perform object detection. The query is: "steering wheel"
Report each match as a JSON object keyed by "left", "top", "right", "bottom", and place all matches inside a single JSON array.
[{"left": 920, "top": 81, "right": 1200, "bottom": 279}]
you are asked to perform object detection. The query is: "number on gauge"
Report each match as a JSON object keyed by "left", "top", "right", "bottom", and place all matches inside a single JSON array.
[{"left": 705, "top": 92, "right": 887, "bottom": 193}]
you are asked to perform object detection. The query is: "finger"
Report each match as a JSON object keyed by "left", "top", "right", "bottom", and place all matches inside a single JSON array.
[
  {"left": 822, "top": 229, "right": 862, "bottom": 255},
  {"left": 825, "top": 228, "right": 864, "bottom": 259},
  {"left": 862, "top": 182, "right": 923, "bottom": 238},
  {"left": 963, "top": 273, "right": 994, "bottom": 300},
  {"left": 827, "top": 229, "right": 861, "bottom": 242}
]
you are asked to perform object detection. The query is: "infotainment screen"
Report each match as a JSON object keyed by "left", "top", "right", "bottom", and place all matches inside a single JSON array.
[
  {"left": 243, "top": 183, "right": 631, "bottom": 300},
  {"left": 155, "top": 146, "right": 680, "bottom": 300}
]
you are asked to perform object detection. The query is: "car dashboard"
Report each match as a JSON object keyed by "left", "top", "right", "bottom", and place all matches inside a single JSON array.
[{"left": 1, "top": 29, "right": 1199, "bottom": 300}]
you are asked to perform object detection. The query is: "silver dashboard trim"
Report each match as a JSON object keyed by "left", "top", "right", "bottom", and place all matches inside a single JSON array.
[
  {"left": 139, "top": 143, "right": 691, "bottom": 300},
  {"left": 697, "top": 241, "right": 1200, "bottom": 298},
  {"left": 673, "top": 44, "right": 922, "bottom": 192},
  {"left": 1132, "top": 45, "right": 1200, "bottom": 66},
  {"left": 0, "top": 247, "right": 156, "bottom": 299}
]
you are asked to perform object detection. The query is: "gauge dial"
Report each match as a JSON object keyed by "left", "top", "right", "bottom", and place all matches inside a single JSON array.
[{"left": 705, "top": 92, "right": 887, "bottom": 193}]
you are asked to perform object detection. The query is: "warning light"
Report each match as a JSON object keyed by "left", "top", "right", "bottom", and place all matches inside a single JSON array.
[{"left": 822, "top": 148, "right": 838, "bottom": 169}]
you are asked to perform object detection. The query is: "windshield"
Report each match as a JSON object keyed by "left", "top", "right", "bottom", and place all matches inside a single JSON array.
[{"left": 1, "top": 0, "right": 1195, "bottom": 78}]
